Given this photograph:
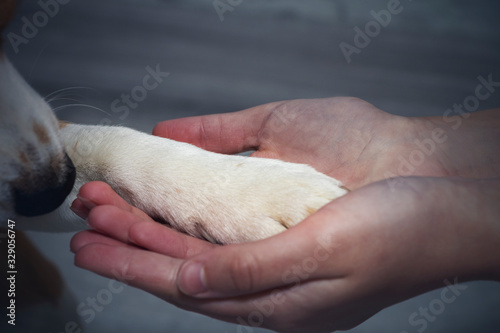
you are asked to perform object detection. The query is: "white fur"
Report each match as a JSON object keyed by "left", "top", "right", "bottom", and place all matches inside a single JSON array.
[{"left": 1, "top": 56, "right": 347, "bottom": 244}]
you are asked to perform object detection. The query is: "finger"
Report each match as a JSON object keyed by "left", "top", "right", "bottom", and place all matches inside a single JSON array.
[
  {"left": 85, "top": 204, "right": 153, "bottom": 244},
  {"left": 73, "top": 243, "right": 295, "bottom": 325},
  {"left": 177, "top": 208, "right": 340, "bottom": 298},
  {"left": 128, "top": 221, "right": 217, "bottom": 259},
  {"left": 152, "top": 103, "right": 279, "bottom": 154},
  {"left": 70, "top": 197, "right": 89, "bottom": 220},
  {"left": 73, "top": 243, "right": 185, "bottom": 300},
  {"left": 70, "top": 230, "right": 135, "bottom": 252},
  {"left": 85, "top": 204, "right": 215, "bottom": 259},
  {"left": 74, "top": 181, "right": 152, "bottom": 221}
]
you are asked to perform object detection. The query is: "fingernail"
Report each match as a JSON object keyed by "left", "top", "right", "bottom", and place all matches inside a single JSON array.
[
  {"left": 70, "top": 204, "right": 88, "bottom": 220},
  {"left": 178, "top": 262, "right": 207, "bottom": 296},
  {"left": 77, "top": 195, "right": 96, "bottom": 210}
]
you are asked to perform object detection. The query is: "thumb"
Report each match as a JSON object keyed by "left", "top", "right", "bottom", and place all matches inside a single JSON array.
[
  {"left": 153, "top": 105, "right": 270, "bottom": 154},
  {"left": 177, "top": 218, "right": 337, "bottom": 298}
]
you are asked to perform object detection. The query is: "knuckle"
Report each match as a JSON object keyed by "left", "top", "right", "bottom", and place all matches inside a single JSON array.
[
  {"left": 226, "top": 252, "right": 260, "bottom": 293},
  {"left": 113, "top": 251, "right": 136, "bottom": 283}
]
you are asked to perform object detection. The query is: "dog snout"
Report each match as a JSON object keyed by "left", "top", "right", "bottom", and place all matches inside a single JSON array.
[{"left": 13, "top": 153, "right": 76, "bottom": 217}]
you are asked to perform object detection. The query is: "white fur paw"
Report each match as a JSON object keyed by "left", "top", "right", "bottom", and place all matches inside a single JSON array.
[
  {"left": 132, "top": 156, "right": 347, "bottom": 244},
  {"left": 62, "top": 125, "right": 348, "bottom": 244}
]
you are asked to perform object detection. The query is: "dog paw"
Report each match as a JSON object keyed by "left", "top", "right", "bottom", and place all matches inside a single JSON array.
[
  {"left": 183, "top": 156, "right": 348, "bottom": 244},
  {"left": 115, "top": 144, "right": 348, "bottom": 244},
  {"left": 63, "top": 125, "right": 348, "bottom": 244}
]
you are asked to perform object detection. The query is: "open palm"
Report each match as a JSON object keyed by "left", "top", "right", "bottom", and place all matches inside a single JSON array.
[{"left": 153, "top": 97, "right": 448, "bottom": 189}]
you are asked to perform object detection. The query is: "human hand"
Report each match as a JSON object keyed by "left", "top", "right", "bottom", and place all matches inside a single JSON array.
[
  {"left": 154, "top": 98, "right": 500, "bottom": 188},
  {"left": 155, "top": 97, "right": 414, "bottom": 189},
  {"left": 71, "top": 177, "right": 500, "bottom": 332}
]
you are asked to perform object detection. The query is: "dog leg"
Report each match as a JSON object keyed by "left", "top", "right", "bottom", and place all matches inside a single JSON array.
[{"left": 23, "top": 123, "right": 348, "bottom": 243}]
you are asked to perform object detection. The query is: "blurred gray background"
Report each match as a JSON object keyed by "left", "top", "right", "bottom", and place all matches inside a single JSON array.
[{"left": 3, "top": 0, "right": 500, "bottom": 332}]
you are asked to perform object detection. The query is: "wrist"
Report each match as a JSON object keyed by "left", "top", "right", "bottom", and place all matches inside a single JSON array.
[
  {"left": 409, "top": 109, "right": 500, "bottom": 178},
  {"left": 369, "top": 115, "right": 454, "bottom": 183},
  {"left": 465, "top": 178, "right": 500, "bottom": 281},
  {"left": 387, "top": 177, "right": 500, "bottom": 291},
  {"left": 434, "top": 178, "right": 500, "bottom": 282}
]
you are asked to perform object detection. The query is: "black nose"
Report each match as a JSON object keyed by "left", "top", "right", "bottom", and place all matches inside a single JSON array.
[{"left": 14, "top": 154, "right": 76, "bottom": 217}]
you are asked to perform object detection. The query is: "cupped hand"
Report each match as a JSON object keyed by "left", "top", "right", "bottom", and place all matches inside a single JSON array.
[{"left": 71, "top": 177, "right": 499, "bottom": 333}]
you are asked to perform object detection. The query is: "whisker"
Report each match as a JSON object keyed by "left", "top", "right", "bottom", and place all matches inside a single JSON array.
[
  {"left": 44, "top": 87, "right": 98, "bottom": 101},
  {"left": 47, "top": 97, "right": 83, "bottom": 105},
  {"left": 47, "top": 93, "right": 88, "bottom": 105},
  {"left": 52, "top": 103, "right": 111, "bottom": 116},
  {"left": 28, "top": 44, "right": 48, "bottom": 82}
]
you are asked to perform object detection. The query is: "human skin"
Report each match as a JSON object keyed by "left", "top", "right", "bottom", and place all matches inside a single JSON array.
[{"left": 70, "top": 97, "right": 500, "bottom": 332}]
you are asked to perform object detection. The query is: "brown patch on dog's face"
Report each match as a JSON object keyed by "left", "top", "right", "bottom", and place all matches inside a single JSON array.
[
  {"left": 18, "top": 151, "right": 29, "bottom": 164},
  {"left": 33, "top": 121, "right": 50, "bottom": 145}
]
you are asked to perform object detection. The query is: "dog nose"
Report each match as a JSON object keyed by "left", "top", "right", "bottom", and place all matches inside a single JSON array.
[{"left": 14, "top": 154, "right": 76, "bottom": 217}]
